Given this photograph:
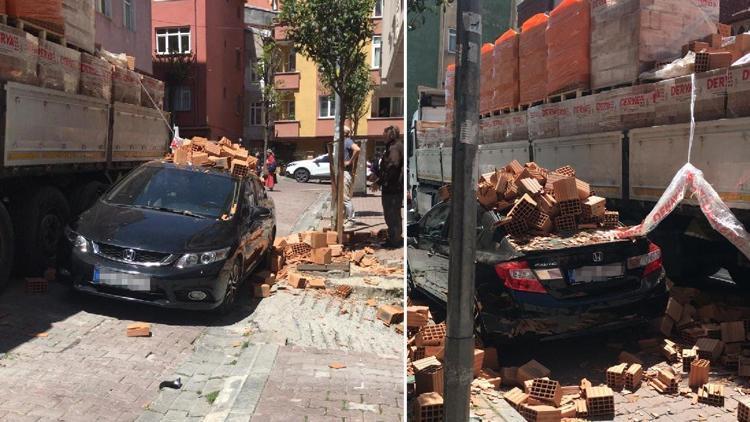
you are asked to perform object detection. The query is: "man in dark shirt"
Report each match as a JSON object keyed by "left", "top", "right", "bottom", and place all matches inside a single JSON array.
[{"left": 374, "top": 125, "right": 404, "bottom": 247}]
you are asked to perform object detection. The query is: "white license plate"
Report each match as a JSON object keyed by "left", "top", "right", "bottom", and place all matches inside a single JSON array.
[
  {"left": 569, "top": 264, "right": 624, "bottom": 285},
  {"left": 93, "top": 268, "right": 151, "bottom": 291}
]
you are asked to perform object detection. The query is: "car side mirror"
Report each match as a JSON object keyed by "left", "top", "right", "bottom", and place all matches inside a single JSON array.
[{"left": 250, "top": 206, "right": 272, "bottom": 220}]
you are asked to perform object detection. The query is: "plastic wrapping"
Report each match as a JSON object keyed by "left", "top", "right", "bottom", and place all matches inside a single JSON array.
[
  {"left": 639, "top": 51, "right": 695, "bottom": 81},
  {"left": 519, "top": 13, "right": 548, "bottom": 105},
  {"left": 7, "top": 0, "right": 65, "bottom": 32},
  {"left": 445, "top": 64, "right": 455, "bottom": 128},
  {"left": 37, "top": 39, "right": 80, "bottom": 93},
  {"left": 618, "top": 163, "right": 750, "bottom": 260},
  {"left": 493, "top": 29, "right": 520, "bottom": 111},
  {"left": 480, "top": 43, "right": 494, "bottom": 115},
  {"left": 141, "top": 75, "right": 165, "bottom": 109},
  {"left": 506, "top": 111, "right": 528, "bottom": 141},
  {"left": 112, "top": 66, "right": 141, "bottom": 105},
  {"left": 654, "top": 70, "right": 726, "bottom": 125},
  {"left": 558, "top": 96, "right": 596, "bottom": 136},
  {"left": 79, "top": 53, "right": 112, "bottom": 101},
  {"left": 0, "top": 23, "right": 38, "bottom": 85},
  {"left": 591, "top": 0, "right": 718, "bottom": 90},
  {"left": 546, "top": 0, "right": 590, "bottom": 95},
  {"left": 62, "top": 0, "right": 95, "bottom": 53},
  {"left": 617, "top": 83, "right": 655, "bottom": 129},
  {"left": 727, "top": 63, "right": 750, "bottom": 118},
  {"left": 527, "top": 103, "right": 563, "bottom": 140}
]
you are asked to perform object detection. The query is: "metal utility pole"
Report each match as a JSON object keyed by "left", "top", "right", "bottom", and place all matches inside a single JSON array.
[
  {"left": 334, "top": 90, "right": 346, "bottom": 245},
  {"left": 510, "top": 0, "right": 518, "bottom": 30},
  {"left": 444, "top": 0, "right": 481, "bottom": 420},
  {"left": 332, "top": 92, "right": 342, "bottom": 229}
]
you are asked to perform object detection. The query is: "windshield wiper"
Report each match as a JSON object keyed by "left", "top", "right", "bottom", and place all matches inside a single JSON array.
[{"left": 130, "top": 205, "right": 208, "bottom": 219}]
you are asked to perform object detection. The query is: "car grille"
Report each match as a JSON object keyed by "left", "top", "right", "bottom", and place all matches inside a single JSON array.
[{"left": 94, "top": 243, "right": 174, "bottom": 266}]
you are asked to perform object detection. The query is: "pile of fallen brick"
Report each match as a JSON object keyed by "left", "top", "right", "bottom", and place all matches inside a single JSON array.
[
  {"left": 166, "top": 136, "right": 259, "bottom": 179},
  {"left": 475, "top": 160, "right": 621, "bottom": 239},
  {"left": 406, "top": 311, "right": 619, "bottom": 421},
  {"left": 249, "top": 228, "right": 402, "bottom": 299}
]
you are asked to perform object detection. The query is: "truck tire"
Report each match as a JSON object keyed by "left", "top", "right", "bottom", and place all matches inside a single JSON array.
[
  {"left": 71, "top": 180, "right": 108, "bottom": 216},
  {"left": 13, "top": 186, "right": 71, "bottom": 276},
  {"left": 0, "top": 203, "right": 14, "bottom": 291}
]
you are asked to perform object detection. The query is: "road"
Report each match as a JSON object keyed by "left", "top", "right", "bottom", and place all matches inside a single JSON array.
[{"left": 0, "top": 178, "right": 333, "bottom": 421}]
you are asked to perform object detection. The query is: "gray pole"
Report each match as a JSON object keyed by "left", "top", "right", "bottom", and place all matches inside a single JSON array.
[
  {"left": 333, "top": 90, "right": 344, "bottom": 235},
  {"left": 510, "top": 0, "right": 518, "bottom": 30},
  {"left": 444, "top": 0, "right": 481, "bottom": 420}
]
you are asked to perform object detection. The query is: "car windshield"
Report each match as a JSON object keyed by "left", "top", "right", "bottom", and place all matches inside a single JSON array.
[{"left": 104, "top": 165, "right": 238, "bottom": 219}]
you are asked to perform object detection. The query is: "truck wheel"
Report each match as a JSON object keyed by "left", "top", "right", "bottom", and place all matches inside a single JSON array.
[
  {"left": 0, "top": 203, "right": 14, "bottom": 291},
  {"left": 71, "top": 181, "right": 108, "bottom": 216},
  {"left": 13, "top": 186, "right": 70, "bottom": 276},
  {"left": 294, "top": 168, "right": 310, "bottom": 183}
]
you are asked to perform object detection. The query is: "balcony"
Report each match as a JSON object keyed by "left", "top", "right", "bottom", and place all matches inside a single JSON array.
[
  {"left": 275, "top": 120, "right": 300, "bottom": 138},
  {"left": 274, "top": 72, "right": 300, "bottom": 90},
  {"left": 367, "top": 117, "right": 404, "bottom": 137},
  {"left": 274, "top": 25, "right": 289, "bottom": 41},
  {"left": 370, "top": 69, "right": 381, "bottom": 86}
]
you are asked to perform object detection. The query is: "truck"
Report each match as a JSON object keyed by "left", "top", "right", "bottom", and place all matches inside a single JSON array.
[
  {"left": 0, "top": 81, "right": 170, "bottom": 289},
  {"left": 409, "top": 92, "right": 750, "bottom": 284}
]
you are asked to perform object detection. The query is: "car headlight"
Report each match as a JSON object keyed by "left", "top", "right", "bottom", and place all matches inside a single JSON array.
[
  {"left": 64, "top": 227, "right": 89, "bottom": 253},
  {"left": 175, "top": 247, "right": 231, "bottom": 269}
]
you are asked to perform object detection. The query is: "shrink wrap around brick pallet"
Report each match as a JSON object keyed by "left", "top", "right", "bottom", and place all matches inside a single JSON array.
[
  {"left": 141, "top": 74, "right": 165, "bottom": 109},
  {"left": 7, "top": 0, "right": 65, "bottom": 33},
  {"left": 519, "top": 13, "right": 548, "bottom": 105},
  {"left": 728, "top": 64, "right": 750, "bottom": 118},
  {"left": 590, "top": 0, "right": 718, "bottom": 90},
  {"left": 37, "top": 39, "right": 80, "bottom": 94},
  {"left": 508, "top": 111, "right": 529, "bottom": 141},
  {"left": 0, "top": 23, "right": 38, "bottom": 85},
  {"left": 616, "top": 83, "right": 655, "bottom": 129},
  {"left": 112, "top": 66, "right": 141, "bottom": 105},
  {"left": 654, "top": 69, "right": 727, "bottom": 125},
  {"left": 528, "top": 103, "right": 564, "bottom": 140},
  {"left": 493, "top": 29, "right": 520, "bottom": 111},
  {"left": 547, "top": 0, "right": 590, "bottom": 96},
  {"left": 559, "top": 95, "right": 597, "bottom": 136},
  {"left": 62, "top": 0, "right": 95, "bottom": 53},
  {"left": 80, "top": 53, "right": 112, "bottom": 102},
  {"left": 480, "top": 43, "right": 494, "bottom": 115},
  {"left": 445, "top": 64, "right": 455, "bottom": 128}
]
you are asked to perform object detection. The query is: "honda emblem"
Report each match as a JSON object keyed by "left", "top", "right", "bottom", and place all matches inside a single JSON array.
[
  {"left": 592, "top": 251, "right": 604, "bottom": 263},
  {"left": 123, "top": 249, "right": 136, "bottom": 261}
]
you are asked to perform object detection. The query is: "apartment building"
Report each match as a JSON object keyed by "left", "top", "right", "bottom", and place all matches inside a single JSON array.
[
  {"left": 249, "top": 0, "right": 403, "bottom": 161},
  {"left": 95, "top": 0, "right": 153, "bottom": 74},
  {"left": 151, "top": 0, "right": 246, "bottom": 140}
]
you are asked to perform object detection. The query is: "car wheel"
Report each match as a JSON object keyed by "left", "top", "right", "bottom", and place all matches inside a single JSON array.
[
  {"left": 294, "top": 168, "right": 310, "bottom": 183},
  {"left": 0, "top": 203, "right": 14, "bottom": 292},
  {"left": 216, "top": 260, "right": 242, "bottom": 315}
]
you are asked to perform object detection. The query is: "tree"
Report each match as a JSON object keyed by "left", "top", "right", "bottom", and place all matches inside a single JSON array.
[
  {"left": 280, "top": 0, "right": 375, "bottom": 239},
  {"left": 407, "top": 0, "right": 453, "bottom": 29},
  {"left": 346, "top": 62, "right": 373, "bottom": 139},
  {"left": 255, "top": 33, "right": 283, "bottom": 173}
]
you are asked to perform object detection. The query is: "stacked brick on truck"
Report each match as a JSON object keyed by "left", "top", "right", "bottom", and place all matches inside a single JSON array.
[
  {"left": 0, "top": 2, "right": 170, "bottom": 290},
  {"left": 411, "top": 0, "right": 750, "bottom": 283}
]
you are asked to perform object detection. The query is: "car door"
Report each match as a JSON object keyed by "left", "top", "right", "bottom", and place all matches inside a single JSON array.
[
  {"left": 311, "top": 155, "right": 330, "bottom": 178},
  {"left": 251, "top": 176, "right": 274, "bottom": 252},
  {"left": 240, "top": 179, "right": 263, "bottom": 274},
  {"left": 408, "top": 203, "right": 451, "bottom": 302}
]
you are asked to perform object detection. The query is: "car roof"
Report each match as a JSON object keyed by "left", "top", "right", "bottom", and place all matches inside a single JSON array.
[{"left": 144, "top": 160, "right": 261, "bottom": 182}]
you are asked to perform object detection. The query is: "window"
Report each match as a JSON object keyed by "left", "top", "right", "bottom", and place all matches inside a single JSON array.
[
  {"left": 123, "top": 0, "right": 135, "bottom": 31},
  {"left": 249, "top": 60, "right": 260, "bottom": 83},
  {"left": 249, "top": 102, "right": 263, "bottom": 126},
  {"left": 286, "top": 49, "right": 296, "bottom": 72},
  {"left": 319, "top": 95, "right": 336, "bottom": 118},
  {"left": 271, "top": 0, "right": 279, "bottom": 11},
  {"left": 171, "top": 86, "right": 192, "bottom": 112},
  {"left": 156, "top": 27, "right": 191, "bottom": 55},
  {"left": 373, "top": 97, "right": 403, "bottom": 118},
  {"left": 372, "top": 36, "right": 382, "bottom": 69},
  {"left": 448, "top": 29, "right": 457, "bottom": 53},
  {"left": 373, "top": 0, "right": 383, "bottom": 17},
  {"left": 279, "top": 94, "right": 295, "bottom": 120},
  {"left": 96, "top": 0, "right": 112, "bottom": 18},
  {"left": 235, "top": 48, "right": 241, "bottom": 70}
]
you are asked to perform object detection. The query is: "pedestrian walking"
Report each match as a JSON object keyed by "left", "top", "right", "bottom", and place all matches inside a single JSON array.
[
  {"left": 373, "top": 126, "right": 403, "bottom": 247},
  {"left": 343, "top": 126, "right": 361, "bottom": 229},
  {"left": 265, "top": 150, "right": 277, "bottom": 191}
]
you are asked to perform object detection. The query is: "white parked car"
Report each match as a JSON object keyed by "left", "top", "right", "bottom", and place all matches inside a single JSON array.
[{"left": 284, "top": 154, "right": 331, "bottom": 183}]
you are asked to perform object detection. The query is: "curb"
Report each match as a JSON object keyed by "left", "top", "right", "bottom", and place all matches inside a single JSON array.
[{"left": 289, "top": 191, "right": 331, "bottom": 234}]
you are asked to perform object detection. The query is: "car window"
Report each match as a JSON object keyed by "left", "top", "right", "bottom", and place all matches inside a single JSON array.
[
  {"left": 244, "top": 180, "right": 257, "bottom": 207},
  {"left": 315, "top": 155, "right": 330, "bottom": 164},
  {"left": 251, "top": 178, "right": 266, "bottom": 201},
  {"left": 105, "top": 166, "right": 238, "bottom": 219},
  {"left": 420, "top": 203, "right": 450, "bottom": 238}
]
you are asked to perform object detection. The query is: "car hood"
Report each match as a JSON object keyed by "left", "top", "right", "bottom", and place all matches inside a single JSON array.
[{"left": 72, "top": 201, "right": 237, "bottom": 253}]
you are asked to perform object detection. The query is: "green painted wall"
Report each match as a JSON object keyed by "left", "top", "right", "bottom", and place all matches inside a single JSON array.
[
  {"left": 406, "top": 9, "right": 440, "bottom": 124},
  {"left": 483, "top": 0, "right": 513, "bottom": 44}
]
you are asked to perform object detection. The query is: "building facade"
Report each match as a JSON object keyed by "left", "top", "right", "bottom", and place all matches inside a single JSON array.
[
  {"left": 95, "top": 0, "right": 153, "bottom": 74},
  {"left": 721, "top": 0, "right": 750, "bottom": 34},
  {"left": 251, "top": 0, "right": 403, "bottom": 162},
  {"left": 151, "top": 0, "right": 246, "bottom": 141},
  {"left": 406, "top": 0, "right": 511, "bottom": 124}
]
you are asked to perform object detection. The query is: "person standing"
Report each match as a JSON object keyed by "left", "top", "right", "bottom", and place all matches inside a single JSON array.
[
  {"left": 374, "top": 126, "right": 404, "bottom": 247},
  {"left": 265, "top": 149, "right": 277, "bottom": 191},
  {"left": 343, "top": 126, "right": 360, "bottom": 228}
]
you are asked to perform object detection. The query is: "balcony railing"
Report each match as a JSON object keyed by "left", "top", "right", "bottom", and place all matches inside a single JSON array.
[
  {"left": 367, "top": 116, "right": 404, "bottom": 137},
  {"left": 275, "top": 120, "right": 300, "bottom": 138},
  {"left": 274, "top": 72, "right": 301, "bottom": 90}
]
